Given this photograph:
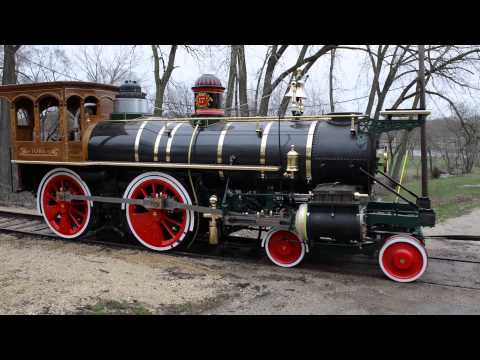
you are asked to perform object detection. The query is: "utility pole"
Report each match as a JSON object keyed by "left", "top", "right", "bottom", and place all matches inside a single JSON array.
[{"left": 418, "top": 44, "right": 430, "bottom": 207}]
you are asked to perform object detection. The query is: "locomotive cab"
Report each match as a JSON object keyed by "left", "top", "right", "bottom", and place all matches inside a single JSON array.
[{"left": 0, "top": 81, "right": 119, "bottom": 190}]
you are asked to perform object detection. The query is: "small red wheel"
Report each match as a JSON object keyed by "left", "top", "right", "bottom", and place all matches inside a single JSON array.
[
  {"left": 379, "top": 235, "right": 428, "bottom": 283},
  {"left": 38, "top": 169, "right": 92, "bottom": 239},
  {"left": 264, "top": 229, "right": 306, "bottom": 268},
  {"left": 125, "top": 172, "right": 194, "bottom": 251}
]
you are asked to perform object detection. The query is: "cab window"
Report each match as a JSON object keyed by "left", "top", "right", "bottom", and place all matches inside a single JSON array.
[
  {"left": 39, "top": 96, "right": 61, "bottom": 142},
  {"left": 67, "top": 96, "right": 82, "bottom": 141},
  {"left": 14, "top": 97, "right": 34, "bottom": 141}
]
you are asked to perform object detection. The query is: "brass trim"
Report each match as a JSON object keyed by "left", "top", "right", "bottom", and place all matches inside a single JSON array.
[
  {"left": 11, "top": 159, "right": 280, "bottom": 172},
  {"left": 153, "top": 123, "right": 168, "bottom": 162},
  {"left": 306, "top": 121, "right": 318, "bottom": 182},
  {"left": 106, "top": 113, "right": 370, "bottom": 123},
  {"left": 166, "top": 123, "right": 183, "bottom": 163},
  {"left": 217, "top": 122, "right": 231, "bottom": 179},
  {"left": 260, "top": 121, "right": 274, "bottom": 179},
  {"left": 134, "top": 121, "right": 148, "bottom": 162},
  {"left": 81, "top": 122, "right": 98, "bottom": 160}
]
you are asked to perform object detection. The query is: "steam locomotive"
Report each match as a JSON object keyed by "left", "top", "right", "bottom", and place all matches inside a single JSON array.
[{"left": 0, "top": 72, "right": 436, "bottom": 283}]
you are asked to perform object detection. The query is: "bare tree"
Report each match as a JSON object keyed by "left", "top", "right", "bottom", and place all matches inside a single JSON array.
[
  {"left": 163, "top": 82, "right": 194, "bottom": 117},
  {"left": 16, "top": 46, "right": 74, "bottom": 83},
  {"left": 151, "top": 45, "right": 178, "bottom": 116},
  {"left": 236, "top": 45, "right": 249, "bottom": 117},
  {"left": 252, "top": 47, "right": 271, "bottom": 116},
  {"left": 277, "top": 45, "right": 309, "bottom": 116},
  {"left": 329, "top": 48, "right": 336, "bottom": 113},
  {"left": 225, "top": 46, "right": 238, "bottom": 116},
  {"left": 361, "top": 45, "right": 480, "bottom": 180},
  {"left": 224, "top": 45, "right": 249, "bottom": 117},
  {"left": 257, "top": 45, "right": 336, "bottom": 116},
  {"left": 442, "top": 103, "right": 480, "bottom": 174},
  {"left": 76, "top": 45, "right": 138, "bottom": 85},
  {"left": 0, "top": 45, "right": 21, "bottom": 190}
]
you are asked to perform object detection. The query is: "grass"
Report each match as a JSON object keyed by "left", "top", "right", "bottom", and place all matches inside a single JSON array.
[
  {"left": 76, "top": 299, "right": 152, "bottom": 315},
  {"left": 381, "top": 159, "right": 480, "bottom": 223}
]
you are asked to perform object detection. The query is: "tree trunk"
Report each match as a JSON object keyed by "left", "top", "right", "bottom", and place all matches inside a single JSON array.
[
  {"left": 151, "top": 45, "right": 178, "bottom": 116},
  {"left": 0, "top": 45, "right": 20, "bottom": 191},
  {"left": 225, "top": 46, "right": 238, "bottom": 117},
  {"left": 277, "top": 45, "right": 310, "bottom": 117},
  {"left": 253, "top": 47, "right": 271, "bottom": 116},
  {"left": 234, "top": 77, "right": 239, "bottom": 117},
  {"left": 259, "top": 45, "right": 286, "bottom": 116},
  {"left": 329, "top": 48, "right": 336, "bottom": 113},
  {"left": 236, "top": 45, "right": 249, "bottom": 117}
]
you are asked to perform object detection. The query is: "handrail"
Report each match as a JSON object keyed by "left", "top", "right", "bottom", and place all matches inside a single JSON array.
[
  {"left": 380, "top": 109, "right": 431, "bottom": 118},
  {"left": 105, "top": 113, "right": 371, "bottom": 123}
]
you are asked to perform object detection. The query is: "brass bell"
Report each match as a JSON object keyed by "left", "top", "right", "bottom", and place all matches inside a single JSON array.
[
  {"left": 285, "top": 144, "right": 299, "bottom": 179},
  {"left": 285, "top": 81, "right": 307, "bottom": 101},
  {"left": 286, "top": 71, "right": 307, "bottom": 116}
]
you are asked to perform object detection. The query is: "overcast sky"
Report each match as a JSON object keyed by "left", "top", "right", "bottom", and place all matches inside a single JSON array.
[{"left": 54, "top": 45, "right": 480, "bottom": 118}]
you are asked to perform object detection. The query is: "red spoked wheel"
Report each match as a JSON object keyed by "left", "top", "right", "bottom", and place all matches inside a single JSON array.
[
  {"left": 38, "top": 169, "right": 92, "bottom": 239},
  {"left": 264, "top": 229, "right": 306, "bottom": 268},
  {"left": 125, "top": 172, "right": 194, "bottom": 251},
  {"left": 379, "top": 235, "right": 428, "bottom": 283}
]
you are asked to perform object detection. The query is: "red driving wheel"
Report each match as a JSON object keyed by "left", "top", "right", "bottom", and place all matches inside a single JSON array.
[
  {"left": 125, "top": 173, "right": 193, "bottom": 251},
  {"left": 379, "top": 235, "right": 428, "bottom": 283},
  {"left": 265, "top": 229, "right": 306, "bottom": 268},
  {"left": 39, "top": 169, "right": 92, "bottom": 239}
]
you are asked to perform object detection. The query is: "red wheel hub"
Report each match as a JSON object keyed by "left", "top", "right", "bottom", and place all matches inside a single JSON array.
[
  {"left": 42, "top": 174, "right": 90, "bottom": 237},
  {"left": 127, "top": 178, "right": 188, "bottom": 250},
  {"left": 382, "top": 242, "right": 424, "bottom": 280},
  {"left": 267, "top": 230, "right": 303, "bottom": 266}
]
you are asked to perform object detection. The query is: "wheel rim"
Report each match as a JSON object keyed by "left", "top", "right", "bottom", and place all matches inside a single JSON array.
[
  {"left": 380, "top": 237, "right": 427, "bottom": 282},
  {"left": 266, "top": 230, "right": 304, "bottom": 267},
  {"left": 41, "top": 173, "right": 90, "bottom": 238},
  {"left": 127, "top": 177, "right": 188, "bottom": 250}
]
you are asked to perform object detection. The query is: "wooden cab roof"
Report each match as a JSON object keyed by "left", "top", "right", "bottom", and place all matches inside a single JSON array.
[{"left": 0, "top": 81, "right": 119, "bottom": 102}]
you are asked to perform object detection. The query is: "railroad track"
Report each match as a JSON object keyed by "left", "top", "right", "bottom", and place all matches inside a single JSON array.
[
  {"left": 0, "top": 206, "right": 479, "bottom": 291},
  {"left": 0, "top": 206, "right": 265, "bottom": 263}
]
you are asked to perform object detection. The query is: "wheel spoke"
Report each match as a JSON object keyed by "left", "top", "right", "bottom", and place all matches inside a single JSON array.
[
  {"left": 44, "top": 207, "right": 59, "bottom": 221},
  {"left": 58, "top": 214, "right": 72, "bottom": 234},
  {"left": 160, "top": 220, "right": 176, "bottom": 238},
  {"left": 156, "top": 224, "right": 166, "bottom": 243},
  {"left": 45, "top": 192, "right": 57, "bottom": 202},
  {"left": 140, "top": 188, "right": 148, "bottom": 198},
  {"left": 70, "top": 207, "right": 85, "bottom": 218},
  {"left": 69, "top": 212, "right": 81, "bottom": 228},
  {"left": 163, "top": 216, "right": 182, "bottom": 227}
]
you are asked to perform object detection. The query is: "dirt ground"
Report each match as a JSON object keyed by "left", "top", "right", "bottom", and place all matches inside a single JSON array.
[
  {"left": 0, "top": 218, "right": 479, "bottom": 314},
  {"left": 423, "top": 208, "right": 480, "bottom": 237}
]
